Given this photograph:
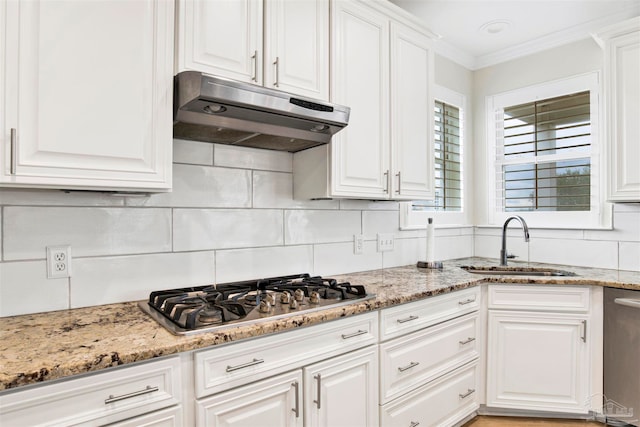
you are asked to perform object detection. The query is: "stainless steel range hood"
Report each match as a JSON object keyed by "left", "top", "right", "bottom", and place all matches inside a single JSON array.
[{"left": 173, "top": 71, "right": 350, "bottom": 152}]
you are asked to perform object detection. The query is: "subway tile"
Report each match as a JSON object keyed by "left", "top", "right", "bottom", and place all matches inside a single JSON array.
[
  {"left": 417, "top": 235, "right": 475, "bottom": 261},
  {"left": 173, "top": 139, "right": 214, "bottom": 166},
  {"left": 530, "top": 237, "right": 618, "bottom": 269},
  {"left": 339, "top": 200, "right": 400, "bottom": 211},
  {"left": 313, "top": 241, "right": 382, "bottom": 276},
  {"left": 70, "top": 252, "right": 215, "bottom": 308},
  {"left": 173, "top": 209, "right": 283, "bottom": 251},
  {"left": 0, "top": 188, "right": 125, "bottom": 206},
  {"left": 586, "top": 210, "right": 640, "bottom": 242},
  {"left": 382, "top": 238, "right": 421, "bottom": 268},
  {"left": 363, "top": 211, "right": 421, "bottom": 239},
  {"left": 126, "top": 164, "right": 251, "bottom": 208},
  {"left": 214, "top": 144, "right": 292, "bottom": 172},
  {"left": 215, "top": 245, "right": 313, "bottom": 283},
  {"left": 253, "top": 171, "right": 338, "bottom": 210},
  {"left": 3, "top": 207, "right": 171, "bottom": 260},
  {"left": 0, "top": 261, "right": 69, "bottom": 316},
  {"left": 285, "top": 210, "right": 361, "bottom": 245},
  {"left": 619, "top": 242, "right": 640, "bottom": 271},
  {"left": 613, "top": 203, "right": 640, "bottom": 213}
]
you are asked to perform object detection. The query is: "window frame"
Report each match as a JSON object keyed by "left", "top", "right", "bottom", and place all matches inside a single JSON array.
[
  {"left": 401, "top": 85, "right": 468, "bottom": 230},
  {"left": 485, "top": 71, "right": 611, "bottom": 229}
]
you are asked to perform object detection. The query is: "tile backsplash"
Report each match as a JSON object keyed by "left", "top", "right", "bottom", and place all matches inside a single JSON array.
[{"left": 1, "top": 140, "right": 638, "bottom": 317}]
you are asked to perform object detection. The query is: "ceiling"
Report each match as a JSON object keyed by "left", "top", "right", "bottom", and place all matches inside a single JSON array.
[{"left": 388, "top": 0, "right": 640, "bottom": 69}]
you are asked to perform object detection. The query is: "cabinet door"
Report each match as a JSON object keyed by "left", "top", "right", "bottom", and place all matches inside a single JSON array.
[
  {"left": 264, "top": 0, "right": 329, "bottom": 100},
  {"left": 330, "top": 0, "right": 390, "bottom": 199},
  {"left": 487, "top": 311, "right": 590, "bottom": 414},
  {"left": 196, "top": 370, "right": 303, "bottom": 427},
  {"left": 390, "top": 22, "right": 435, "bottom": 200},
  {"left": 177, "top": 0, "right": 262, "bottom": 84},
  {"left": 605, "top": 19, "right": 640, "bottom": 202},
  {"left": 1, "top": 0, "right": 173, "bottom": 191},
  {"left": 304, "top": 346, "right": 378, "bottom": 427}
]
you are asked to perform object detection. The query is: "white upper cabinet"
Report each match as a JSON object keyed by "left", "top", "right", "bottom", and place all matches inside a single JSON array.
[
  {"left": 595, "top": 17, "right": 640, "bottom": 202},
  {"left": 390, "top": 22, "right": 434, "bottom": 199},
  {"left": 293, "top": 0, "right": 434, "bottom": 200},
  {"left": 177, "top": 0, "right": 329, "bottom": 100},
  {"left": 1, "top": 0, "right": 174, "bottom": 192}
]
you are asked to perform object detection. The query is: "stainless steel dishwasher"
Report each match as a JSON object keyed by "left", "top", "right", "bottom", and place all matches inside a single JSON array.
[{"left": 604, "top": 287, "right": 640, "bottom": 426}]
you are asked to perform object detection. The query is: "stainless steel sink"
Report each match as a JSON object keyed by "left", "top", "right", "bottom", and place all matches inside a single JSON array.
[{"left": 460, "top": 265, "right": 577, "bottom": 277}]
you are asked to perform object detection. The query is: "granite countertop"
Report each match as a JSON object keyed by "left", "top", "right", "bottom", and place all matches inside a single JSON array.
[{"left": 1, "top": 257, "right": 639, "bottom": 392}]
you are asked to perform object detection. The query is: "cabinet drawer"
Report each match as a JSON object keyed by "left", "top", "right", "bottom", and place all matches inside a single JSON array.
[
  {"left": 379, "top": 313, "right": 479, "bottom": 404},
  {"left": 0, "top": 357, "right": 181, "bottom": 427},
  {"left": 380, "top": 287, "right": 480, "bottom": 341},
  {"left": 194, "top": 311, "right": 378, "bottom": 398},
  {"left": 380, "top": 362, "right": 479, "bottom": 427},
  {"left": 488, "top": 285, "right": 590, "bottom": 312},
  {"left": 108, "top": 405, "right": 183, "bottom": 427}
]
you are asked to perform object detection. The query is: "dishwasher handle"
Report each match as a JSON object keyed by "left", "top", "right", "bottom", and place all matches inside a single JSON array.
[{"left": 614, "top": 298, "right": 640, "bottom": 309}]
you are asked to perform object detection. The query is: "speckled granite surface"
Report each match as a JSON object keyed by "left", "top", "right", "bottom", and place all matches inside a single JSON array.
[{"left": 1, "top": 257, "right": 638, "bottom": 392}]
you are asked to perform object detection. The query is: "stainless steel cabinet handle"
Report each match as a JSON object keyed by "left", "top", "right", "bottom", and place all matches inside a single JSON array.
[
  {"left": 341, "top": 329, "right": 367, "bottom": 339},
  {"left": 104, "top": 385, "right": 158, "bottom": 404},
  {"left": 459, "top": 337, "right": 476, "bottom": 345},
  {"left": 398, "top": 361, "right": 420, "bottom": 372},
  {"left": 291, "top": 381, "right": 300, "bottom": 418},
  {"left": 384, "top": 170, "right": 390, "bottom": 193},
  {"left": 397, "top": 315, "right": 419, "bottom": 324},
  {"left": 226, "top": 358, "right": 264, "bottom": 372},
  {"left": 459, "top": 388, "right": 475, "bottom": 399},
  {"left": 458, "top": 298, "right": 476, "bottom": 306},
  {"left": 10, "top": 128, "right": 17, "bottom": 175},
  {"left": 409, "top": 422, "right": 420, "bottom": 427},
  {"left": 395, "top": 171, "right": 401, "bottom": 194},
  {"left": 314, "top": 374, "right": 321, "bottom": 409},
  {"left": 581, "top": 320, "right": 587, "bottom": 343},
  {"left": 251, "top": 50, "right": 258, "bottom": 82},
  {"left": 273, "top": 57, "right": 279, "bottom": 87},
  {"left": 615, "top": 298, "right": 640, "bottom": 309}
]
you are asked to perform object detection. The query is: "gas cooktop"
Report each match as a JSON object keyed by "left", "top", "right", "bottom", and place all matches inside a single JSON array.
[{"left": 138, "top": 273, "right": 375, "bottom": 335}]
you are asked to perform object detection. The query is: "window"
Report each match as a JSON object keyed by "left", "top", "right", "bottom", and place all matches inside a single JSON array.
[
  {"left": 401, "top": 86, "right": 466, "bottom": 229},
  {"left": 487, "top": 72, "right": 609, "bottom": 228}
]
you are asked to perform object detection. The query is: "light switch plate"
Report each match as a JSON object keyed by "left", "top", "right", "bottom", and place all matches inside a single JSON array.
[{"left": 377, "top": 233, "right": 394, "bottom": 252}]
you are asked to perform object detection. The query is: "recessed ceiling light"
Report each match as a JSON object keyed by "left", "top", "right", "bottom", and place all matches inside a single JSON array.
[{"left": 480, "top": 20, "right": 512, "bottom": 35}]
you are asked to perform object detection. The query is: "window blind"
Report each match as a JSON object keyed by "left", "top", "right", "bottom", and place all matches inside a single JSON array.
[
  {"left": 497, "top": 91, "right": 591, "bottom": 212},
  {"left": 413, "top": 100, "right": 462, "bottom": 212}
]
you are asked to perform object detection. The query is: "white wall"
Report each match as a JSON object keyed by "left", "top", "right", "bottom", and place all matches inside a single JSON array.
[
  {"left": 470, "top": 37, "right": 640, "bottom": 270},
  {"left": 0, "top": 140, "right": 473, "bottom": 317}
]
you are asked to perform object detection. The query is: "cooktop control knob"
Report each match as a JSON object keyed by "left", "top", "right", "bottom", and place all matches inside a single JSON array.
[
  {"left": 265, "top": 293, "right": 276, "bottom": 305},
  {"left": 280, "top": 291, "right": 291, "bottom": 304},
  {"left": 259, "top": 300, "right": 271, "bottom": 313},
  {"left": 290, "top": 299, "right": 298, "bottom": 309},
  {"left": 309, "top": 291, "right": 320, "bottom": 304},
  {"left": 294, "top": 289, "right": 305, "bottom": 302}
]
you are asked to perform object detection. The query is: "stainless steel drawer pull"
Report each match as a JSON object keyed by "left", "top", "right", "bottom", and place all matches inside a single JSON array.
[
  {"left": 397, "top": 315, "right": 419, "bottom": 324},
  {"left": 615, "top": 298, "right": 640, "bottom": 309},
  {"left": 273, "top": 57, "right": 280, "bottom": 87},
  {"left": 395, "top": 171, "right": 401, "bottom": 194},
  {"left": 398, "top": 361, "right": 420, "bottom": 372},
  {"left": 251, "top": 50, "right": 258, "bottom": 82},
  {"left": 459, "top": 337, "right": 476, "bottom": 345},
  {"left": 226, "top": 358, "right": 265, "bottom": 372},
  {"left": 10, "top": 128, "right": 17, "bottom": 175},
  {"left": 581, "top": 320, "right": 587, "bottom": 343},
  {"left": 409, "top": 422, "right": 420, "bottom": 427},
  {"left": 459, "top": 388, "right": 475, "bottom": 399},
  {"left": 341, "top": 329, "right": 367, "bottom": 340},
  {"left": 384, "top": 170, "right": 390, "bottom": 193},
  {"left": 104, "top": 385, "right": 158, "bottom": 404},
  {"left": 458, "top": 298, "right": 476, "bottom": 306},
  {"left": 292, "top": 381, "right": 300, "bottom": 418},
  {"left": 314, "top": 374, "right": 321, "bottom": 409}
]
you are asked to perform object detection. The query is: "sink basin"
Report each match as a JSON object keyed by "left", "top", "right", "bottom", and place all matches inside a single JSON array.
[{"left": 460, "top": 265, "right": 577, "bottom": 277}]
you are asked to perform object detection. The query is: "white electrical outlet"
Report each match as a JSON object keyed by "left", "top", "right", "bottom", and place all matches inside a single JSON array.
[
  {"left": 47, "top": 245, "right": 72, "bottom": 279},
  {"left": 377, "top": 233, "right": 394, "bottom": 252},
  {"left": 354, "top": 234, "right": 364, "bottom": 255}
]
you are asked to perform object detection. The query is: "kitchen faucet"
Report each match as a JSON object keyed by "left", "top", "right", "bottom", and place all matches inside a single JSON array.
[{"left": 500, "top": 215, "right": 530, "bottom": 266}]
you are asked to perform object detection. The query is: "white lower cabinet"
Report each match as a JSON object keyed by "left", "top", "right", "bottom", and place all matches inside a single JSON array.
[
  {"left": 379, "top": 289, "right": 481, "bottom": 427},
  {"left": 107, "top": 405, "right": 183, "bottom": 427},
  {"left": 196, "top": 370, "right": 303, "bottom": 427},
  {"left": 0, "top": 356, "right": 182, "bottom": 427},
  {"left": 486, "top": 285, "right": 601, "bottom": 414}
]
